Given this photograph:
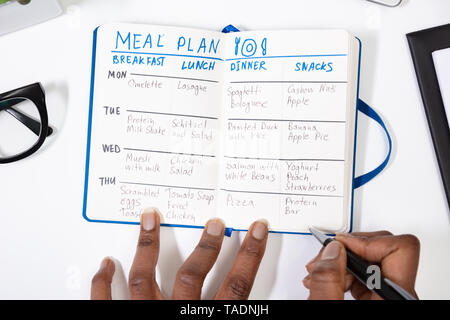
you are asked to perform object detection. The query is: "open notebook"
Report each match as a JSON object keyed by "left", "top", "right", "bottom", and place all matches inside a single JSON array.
[{"left": 83, "top": 23, "right": 362, "bottom": 234}]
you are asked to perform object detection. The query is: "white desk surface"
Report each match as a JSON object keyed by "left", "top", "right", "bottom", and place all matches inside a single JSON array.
[{"left": 0, "top": 0, "right": 449, "bottom": 299}]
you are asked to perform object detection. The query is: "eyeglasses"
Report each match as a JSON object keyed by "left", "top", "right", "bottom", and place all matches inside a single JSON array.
[{"left": 0, "top": 83, "right": 53, "bottom": 163}]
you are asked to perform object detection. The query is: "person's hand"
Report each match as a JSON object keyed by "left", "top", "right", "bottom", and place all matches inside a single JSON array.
[
  {"left": 303, "top": 231, "right": 420, "bottom": 300},
  {"left": 91, "top": 208, "right": 269, "bottom": 300}
]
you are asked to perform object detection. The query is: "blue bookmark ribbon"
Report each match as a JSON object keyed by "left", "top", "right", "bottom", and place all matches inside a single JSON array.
[{"left": 353, "top": 99, "right": 392, "bottom": 189}]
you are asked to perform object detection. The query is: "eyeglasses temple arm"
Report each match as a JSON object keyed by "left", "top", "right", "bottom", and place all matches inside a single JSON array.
[{"left": 0, "top": 100, "right": 53, "bottom": 137}]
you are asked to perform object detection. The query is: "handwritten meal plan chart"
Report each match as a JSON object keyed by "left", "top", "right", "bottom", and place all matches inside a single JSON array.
[{"left": 84, "top": 23, "right": 354, "bottom": 233}]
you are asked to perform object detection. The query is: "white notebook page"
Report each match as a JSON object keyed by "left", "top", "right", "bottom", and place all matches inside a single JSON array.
[
  {"left": 219, "top": 30, "right": 351, "bottom": 232},
  {"left": 86, "top": 24, "right": 223, "bottom": 226}
]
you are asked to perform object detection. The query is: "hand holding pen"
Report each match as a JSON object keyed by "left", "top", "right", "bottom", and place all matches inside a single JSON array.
[{"left": 303, "top": 230, "right": 420, "bottom": 300}]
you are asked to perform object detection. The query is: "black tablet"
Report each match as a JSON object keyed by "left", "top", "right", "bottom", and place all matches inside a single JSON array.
[{"left": 407, "top": 24, "right": 450, "bottom": 208}]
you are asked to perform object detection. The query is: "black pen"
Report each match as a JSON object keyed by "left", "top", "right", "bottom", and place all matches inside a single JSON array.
[{"left": 309, "top": 227, "right": 417, "bottom": 300}]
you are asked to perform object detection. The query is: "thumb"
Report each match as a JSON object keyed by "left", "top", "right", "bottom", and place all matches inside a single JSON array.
[{"left": 309, "top": 241, "right": 347, "bottom": 300}]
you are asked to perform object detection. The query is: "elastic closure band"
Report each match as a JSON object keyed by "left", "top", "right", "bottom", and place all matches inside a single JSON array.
[
  {"left": 222, "top": 24, "right": 240, "bottom": 33},
  {"left": 224, "top": 227, "right": 234, "bottom": 237},
  {"left": 353, "top": 99, "right": 392, "bottom": 189}
]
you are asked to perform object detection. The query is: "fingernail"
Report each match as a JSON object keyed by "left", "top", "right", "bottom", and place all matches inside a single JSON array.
[
  {"left": 141, "top": 208, "right": 158, "bottom": 231},
  {"left": 305, "top": 260, "right": 315, "bottom": 272},
  {"left": 302, "top": 275, "right": 311, "bottom": 288},
  {"left": 100, "top": 257, "right": 112, "bottom": 270},
  {"left": 207, "top": 219, "right": 224, "bottom": 236},
  {"left": 321, "top": 241, "right": 341, "bottom": 260},
  {"left": 306, "top": 257, "right": 315, "bottom": 268},
  {"left": 252, "top": 220, "right": 268, "bottom": 240}
]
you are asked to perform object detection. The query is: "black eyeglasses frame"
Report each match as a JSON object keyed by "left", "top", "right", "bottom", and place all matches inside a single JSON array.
[{"left": 0, "top": 82, "right": 50, "bottom": 164}]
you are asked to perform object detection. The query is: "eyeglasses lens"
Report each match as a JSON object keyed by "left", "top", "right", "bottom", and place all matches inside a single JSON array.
[{"left": 0, "top": 97, "right": 41, "bottom": 159}]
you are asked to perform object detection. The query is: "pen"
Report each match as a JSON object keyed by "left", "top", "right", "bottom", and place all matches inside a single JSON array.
[{"left": 309, "top": 227, "right": 417, "bottom": 300}]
